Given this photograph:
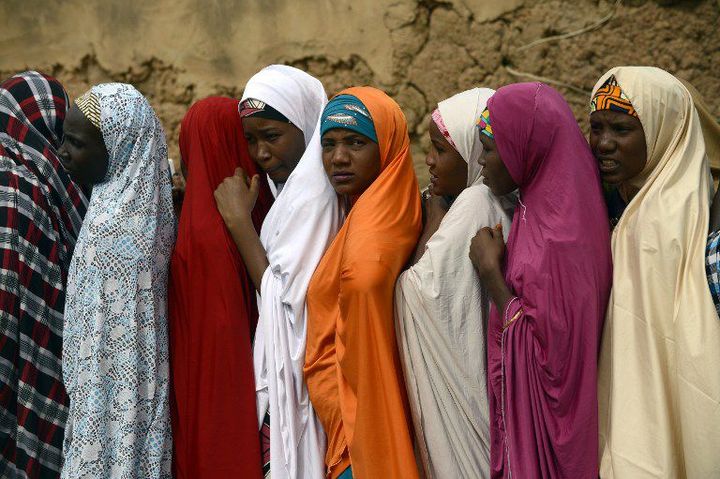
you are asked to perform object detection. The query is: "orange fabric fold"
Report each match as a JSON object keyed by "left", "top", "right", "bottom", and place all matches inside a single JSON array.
[{"left": 304, "top": 87, "right": 422, "bottom": 479}]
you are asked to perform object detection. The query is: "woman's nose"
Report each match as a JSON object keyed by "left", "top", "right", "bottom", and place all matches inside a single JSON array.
[
  {"left": 256, "top": 143, "right": 272, "bottom": 162},
  {"left": 57, "top": 142, "right": 69, "bottom": 161},
  {"left": 425, "top": 151, "right": 436, "bottom": 168},
  {"left": 597, "top": 133, "right": 616, "bottom": 154},
  {"left": 331, "top": 145, "right": 350, "bottom": 165}
]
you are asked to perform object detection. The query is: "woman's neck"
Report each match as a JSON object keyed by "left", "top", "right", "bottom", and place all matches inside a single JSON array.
[{"left": 618, "top": 182, "right": 640, "bottom": 204}]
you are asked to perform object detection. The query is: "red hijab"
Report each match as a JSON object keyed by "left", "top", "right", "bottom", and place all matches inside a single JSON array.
[{"left": 169, "top": 97, "right": 273, "bottom": 478}]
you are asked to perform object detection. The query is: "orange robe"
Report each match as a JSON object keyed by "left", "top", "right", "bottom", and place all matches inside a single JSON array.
[{"left": 304, "top": 87, "right": 422, "bottom": 479}]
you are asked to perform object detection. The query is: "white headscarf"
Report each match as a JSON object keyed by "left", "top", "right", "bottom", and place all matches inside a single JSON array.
[
  {"left": 596, "top": 66, "right": 720, "bottom": 479},
  {"left": 437, "top": 88, "right": 493, "bottom": 187},
  {"left": 62, "top": 83, "right": 175, "bottom": 478},
  {"left": 245, "top": 65, "right": 342, "bottom": 479},
  {"left": 395, "top": 87, "right": 515, "bottom": 479}
]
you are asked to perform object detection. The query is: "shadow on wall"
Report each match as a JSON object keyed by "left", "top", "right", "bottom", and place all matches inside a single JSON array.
[{"left": 2, "top": 0, "right": 718, "bottom": 184}]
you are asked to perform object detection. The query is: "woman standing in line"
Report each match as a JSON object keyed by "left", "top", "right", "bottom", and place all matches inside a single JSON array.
[
  {"left": 395, "top": 87, "right": 514, "bottom": 479},
  {"left": 0, "top": 71, "right": 87, "bottom": 479},
  {"left": 469, "top": 82, "right": 612, "bottom": 479},
  {"left": 591, "top": 66, "right": 720, "bottom": 478},
  {"left": 58, "top": 83, "right": 175, "bottom": 478},
  {"left": 214, "top": 65, "right": 342, "bottom": 479},
  {"left": 304, "top": 87, "right": 422, "bottom": 479},
  {"left": 169, "top": 96, "right": 273, "bottom": 479}
]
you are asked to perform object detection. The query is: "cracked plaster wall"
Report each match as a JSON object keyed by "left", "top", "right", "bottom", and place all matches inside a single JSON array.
[{"left": 2, "top": 0, "right": 718, "bottom": 184}]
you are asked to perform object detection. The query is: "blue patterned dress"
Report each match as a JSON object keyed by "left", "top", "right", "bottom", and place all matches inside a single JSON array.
[{"left": 61, "top": 83, "right": 175, "bottom": 478}]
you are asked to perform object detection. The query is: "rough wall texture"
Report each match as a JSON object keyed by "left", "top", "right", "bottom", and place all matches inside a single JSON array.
[{"left": 3, "top": 0, "right": 718, "bottom": 184}]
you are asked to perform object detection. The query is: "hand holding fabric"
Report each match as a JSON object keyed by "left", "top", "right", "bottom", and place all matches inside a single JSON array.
[
  {"left": 469, "top": 224, "right": 505, "bottom": 279},
  {"left": 214, "top": 167, "right": 260, "bottom": 227}
]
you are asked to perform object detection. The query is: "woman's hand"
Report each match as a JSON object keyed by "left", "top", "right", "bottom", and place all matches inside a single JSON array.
[
  {"left": 425, "top": 194, "right": 450, "bottom": 223},
  {"left": 469, "top": 224, "right": 506, "bottom": 280},
  {"left": 212, "top": 167, "right": 269, "bottom": 293},
  {"left": 470, "top": 224, "right": 513, "bottom": 310},
  {"left": 214, "top": 167, "right": 260, "bottom": 228}
]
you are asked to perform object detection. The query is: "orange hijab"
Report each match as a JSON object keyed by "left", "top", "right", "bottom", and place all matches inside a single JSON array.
[{"left": 304, "top": 87, "right": 422, "bottom": 479}]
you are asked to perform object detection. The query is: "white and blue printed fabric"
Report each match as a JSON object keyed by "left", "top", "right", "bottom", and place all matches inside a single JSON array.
[{"left": 61, "top": 83, "right": 176, "bottom": 479}]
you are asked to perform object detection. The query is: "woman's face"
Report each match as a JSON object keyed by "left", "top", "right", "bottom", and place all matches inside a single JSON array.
[
  {"left": 242, "top": 116, "right": 306, "bottom": 184},
  {"left": 589, "top": 110, "right": 647, "bottom": 185},
  {"left": 57, "top": 104, "right": 109, "bottom": 186},
  {"left": 321, "top": 128, "right": 382, "bottom": 196},
  {"left": 478, "top": 134, "right": 517, "bottom": 196},
  {"left": 426, "top": 118, "right": 467, "bottom": 197}
]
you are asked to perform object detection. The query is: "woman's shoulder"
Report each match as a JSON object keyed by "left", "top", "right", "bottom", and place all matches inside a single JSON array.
[{"left": 443, "top": 184, "right": 513, "bottom": 229}]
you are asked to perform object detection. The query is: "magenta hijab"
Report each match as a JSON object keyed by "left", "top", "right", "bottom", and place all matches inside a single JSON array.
[{"left": 486, "top": 83, "right": 612, "bottom": 478}]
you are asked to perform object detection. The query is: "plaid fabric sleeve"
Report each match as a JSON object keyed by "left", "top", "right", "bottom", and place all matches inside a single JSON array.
[
  {"left": 705, "top": 229, "right": 720, "bottom": 317},
  {"left": 0, "top": 159, "right": 69, "bottom": 478}
]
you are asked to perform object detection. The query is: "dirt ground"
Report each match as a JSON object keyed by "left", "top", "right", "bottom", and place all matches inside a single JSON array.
[{"left": 2, "top": 0, "right": 718, "bottom": 184}]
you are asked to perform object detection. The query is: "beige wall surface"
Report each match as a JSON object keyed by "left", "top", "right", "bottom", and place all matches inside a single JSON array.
[{"left": 3, "top": 0, "right": 718, "bottom": 183}]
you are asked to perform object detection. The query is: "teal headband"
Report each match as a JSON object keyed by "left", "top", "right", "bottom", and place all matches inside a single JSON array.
[{"left": 320, "top": 94, "right": 377, "bottom": 143}]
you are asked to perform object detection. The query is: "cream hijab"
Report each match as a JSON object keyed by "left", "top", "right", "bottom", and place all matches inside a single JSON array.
[
  {"left": 395, "top": 87, "right": 514, "bottom": 479},
  {"left": 596, "top": 66, "right": 720, "bottom": 478}
]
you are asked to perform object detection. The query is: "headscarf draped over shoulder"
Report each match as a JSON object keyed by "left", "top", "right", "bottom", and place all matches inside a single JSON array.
[
  {"left": 485, "top": 82, "right": 612, "bottom": 478},
  {"left": 243, "top": 65, "right": 341, "bottom": 479},
  {"left": 305, "top": 86, "right": 422, "bottom": 479},
  {"left": 594, "top": 66, "right": 720, "bottom": 479},
  {"left": 62, "top": 83, "right": 175, "bottom": 478},
  {"left": 0, "top": 70, "right": 86, "bottom": 478},
  {"left": 169, "top": 97, "right": 272, "bottom": 478},
  {"left": 395, "top": 86, "right": 515, "bottom": 479}
]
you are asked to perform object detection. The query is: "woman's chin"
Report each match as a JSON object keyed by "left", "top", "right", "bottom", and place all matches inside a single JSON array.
[{"left": 429, "top": 182, "right": 448, "bottom": 197}]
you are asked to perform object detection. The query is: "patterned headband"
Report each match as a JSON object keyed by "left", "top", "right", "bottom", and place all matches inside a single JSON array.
[
  {"left": 320, "top": 94, "right": 377, "bottom": 143},
  {"left": 590, "top": 76, "right": 638, "bottom": 117},
  {"left": 75, "top": 90, "right": 101, "bottom": 129},
  {"left": 477, "top": 108, "right": 494, "bottom": 139},
  {"left": 238, "top": 98, "right": 291, "bottom": 123},
  {"left": 431, "top": 108, "right": 457, "bottom": 149}
]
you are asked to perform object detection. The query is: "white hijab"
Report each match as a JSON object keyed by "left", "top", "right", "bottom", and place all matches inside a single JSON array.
[
  {"left": 245, "top": 65, "right": 342, "bottom": 479},
  {"left": 395, "top": 87, "right": 514, "bottom": 479}
]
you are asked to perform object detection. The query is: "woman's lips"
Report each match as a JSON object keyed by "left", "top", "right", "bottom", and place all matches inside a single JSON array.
[
  {"left": 263, "top": 164, "right": 283, "bottom": 174},
  {"left": 332, "top": 172, "right": 354, "bottom": 183},
  {"left": 598, "top": 158, "right": 620, "bottom": 174}
]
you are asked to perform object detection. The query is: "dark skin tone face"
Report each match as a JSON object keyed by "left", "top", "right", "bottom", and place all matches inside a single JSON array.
[
  {"left": 589, "top": 110, "right": 647, "bottom": 187},
  {"left": 57, "top": 104, "right": 109, "bottom": 186},
  {"left": 242, "top": 116, "right": 306, "bottom": 184},
  {"left": 426, "top": 118, "right": 467, "bottom": 197},
  {"left": 478, "top": 134, "right": 517, "bottom": 196},
  {"left": 321, "top": 128, "right": 382, "bottom": 197}
]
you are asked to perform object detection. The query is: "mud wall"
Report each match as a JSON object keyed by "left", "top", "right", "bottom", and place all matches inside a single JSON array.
[{"left": 3, "top": 0, "right": 718, "bottom": 183}]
